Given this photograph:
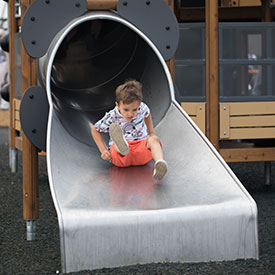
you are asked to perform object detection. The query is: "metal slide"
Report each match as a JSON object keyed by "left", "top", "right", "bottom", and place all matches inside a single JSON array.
[{"left": 40, "top": 11, "right": 258, "bottom": 273}]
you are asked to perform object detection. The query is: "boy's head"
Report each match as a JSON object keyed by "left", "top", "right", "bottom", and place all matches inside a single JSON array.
[
  {"left": 115, "top": 80, "right": 143, "bottom": 121},
  {"left": 115, "top": 79, "right": 143, "bottom": 105}
]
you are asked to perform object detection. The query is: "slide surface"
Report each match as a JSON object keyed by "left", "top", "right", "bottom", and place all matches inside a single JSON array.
[{"left": 43, "top": 11, "right": 258, "bottom": 273}]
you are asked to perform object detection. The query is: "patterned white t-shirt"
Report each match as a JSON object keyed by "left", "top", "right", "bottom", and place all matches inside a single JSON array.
[{"left": 94, "top": 102, "right": 150, "bottom": 146}]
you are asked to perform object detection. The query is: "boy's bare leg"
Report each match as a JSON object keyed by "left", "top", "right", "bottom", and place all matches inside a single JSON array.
[
  {"left": 147, "top": 136, "right": 167, "bottom": 180},
  {"left": 147, "top": 136, "right": 163, "bottom": 162}
]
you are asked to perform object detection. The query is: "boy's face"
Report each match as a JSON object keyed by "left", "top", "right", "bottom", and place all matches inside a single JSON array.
[{"left": 116, "top": 100, "right": 141, "bottom": 121}]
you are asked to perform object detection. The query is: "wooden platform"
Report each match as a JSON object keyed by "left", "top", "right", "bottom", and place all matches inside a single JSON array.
[{"left": 0, "top": 109, "right": 9, "bottom": 127}]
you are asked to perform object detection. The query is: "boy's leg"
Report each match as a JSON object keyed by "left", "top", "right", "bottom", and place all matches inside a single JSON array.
[
  {"left": 146, "top": 136, "right": 168, "bottom": 180},
  {"left": 109, "top": 123, "right": 129, "bottom": 156}
]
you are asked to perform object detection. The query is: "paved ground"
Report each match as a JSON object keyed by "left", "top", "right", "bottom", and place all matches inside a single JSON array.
[{"left": 1, "top": 127, "right": 275, "bottom": 274}]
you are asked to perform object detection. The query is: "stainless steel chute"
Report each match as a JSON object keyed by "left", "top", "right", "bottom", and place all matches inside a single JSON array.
[{"left": 40, "top": 11, "right": 258, "bottom": 273}]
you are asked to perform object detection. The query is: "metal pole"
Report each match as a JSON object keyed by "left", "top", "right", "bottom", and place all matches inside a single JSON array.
[
  {"left": 26, "top": 220, "right": 37, "bottom": 241},
  {"left": 264, "top": 161, "right": 272, "bottom": 186},
  {"left": 9, "top": 147, "right": 18, "bottom": 173}
]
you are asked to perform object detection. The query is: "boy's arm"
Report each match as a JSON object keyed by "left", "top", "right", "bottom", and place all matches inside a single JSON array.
[
  {"left": 91, "top": 126, "right": 111, "bottom": 161},
  {"left": 144, "top": 114, "right": 156, "bottom": 136}
]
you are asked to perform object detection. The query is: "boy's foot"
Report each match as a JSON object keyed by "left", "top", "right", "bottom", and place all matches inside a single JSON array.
[
  {"left": 153, "top": 160, "right": 168, "bottom": 180},
  {"left": 109, "top": 123, "right": 129, "bottom": 156}
]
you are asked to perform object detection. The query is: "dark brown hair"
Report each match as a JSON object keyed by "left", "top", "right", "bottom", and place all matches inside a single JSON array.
[{"left": 115, "top": 79, "right": 143, "bottom": 104}]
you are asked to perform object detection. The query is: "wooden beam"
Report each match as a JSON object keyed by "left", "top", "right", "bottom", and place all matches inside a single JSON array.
[
  {"left": 205, "top": 1, "right": 219, "bottom": 149},
  {"left": 177, "top": 6, "right": 272, "bottom": 21},
  {"left": 86, "top": 0, "right": 174, "bottom": 10},
  {"left": 220, "top": 147, "right": 275, "bottom": 162},
  {"left": 21, "top": 0, "right": 39, "bottom": 221},
  {"left": 87, "top": 0, "right": 117, "bottom": 10}
]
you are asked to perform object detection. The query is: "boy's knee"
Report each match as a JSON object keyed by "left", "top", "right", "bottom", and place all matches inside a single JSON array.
[{"left": 147, "top": 135, "right": 160, "bottom": 147}]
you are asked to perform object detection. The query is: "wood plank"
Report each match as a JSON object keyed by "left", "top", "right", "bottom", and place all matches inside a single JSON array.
[
  {"left": 14, "top": 110, "right": 20, "bottom": 121},
  {"left": 87, "top": 0, "right": 117, "bottom": 10},
  {"left": 177, "top": 6, "right": 270, "bottom": 22},
  {"left": 181, "top": 102, "right": 206, "bottom": 133},
  {"left": 230, "top": 115, "right": 275, "bottom": 127},
  {"left": 14, "top": 119, "right": 21, "bottom": 131},
  {"left": 228, "top": 102, "right": 275, "bottom": 116},
  {"left": 219, "top": 104, "right": 230, "bottom": 138},
  {"left": 13, "top": 98, "right": 21, "bottom": 110},
  {"left": 230, "top": 127, "right": 275, "bottom": 139},
  {"left": 0, "top": 110, "right": 9, "bottom": 127},
  {"left": 194, "top": 106, "right": 206, "bottom": 134},
  {"left": 13, "top": 99, "right": 21, "bottom": 130},
  {"left": 15, "top": 136, "right": 22, "bottom": 151},
  {"left": 181, "top": 102, "right": 203, "bottom": 115},
  {"left": 239, "top": 0, "right": 261, "bottom": 6},
  {"left": 87, "top": 0, "right": 173, "bottom": 10},
  {"left": 220, "top": 147, "right": 275, "bottom": 162}
]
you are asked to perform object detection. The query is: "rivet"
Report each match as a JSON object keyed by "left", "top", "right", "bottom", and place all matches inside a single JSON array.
[
  {"left": 75, "top": 2, "right": 80, "bottom": 7},
  {"left": 32, "top": 129, "right": 37, "bottom": 134},
  {"left": 146, "top": 1, "right": 150, "bottom": 5},
  {"left": 224, "top": 107, "right": 227, "bottom": 110},
  {"left": 31, "top": 40, "right": 36, "bottom": 45},
  {"left": 166, "top": 26, "right": 170, "bottom": 31},
  {"left": 224, "top": 132, "right": 227, "bottom": 135},
  {"left": 30, "top": 17, "right": 35, "bottom": 21},
  {"left": 123, "top": 1, "right": 127, "bottom": 6},
  {"left": 25, "top": 193, "right": 29, "bottom": 198},
  {"left": 29, "top": 94, "right": 34, "bottom": 99},
  {"left": 200, "top": 106, "right": 202, "bottom": 110}
]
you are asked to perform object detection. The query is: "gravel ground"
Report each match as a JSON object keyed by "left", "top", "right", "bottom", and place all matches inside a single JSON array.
[{"left": 1, "top": 127, "right": 275, "bottom": 275}]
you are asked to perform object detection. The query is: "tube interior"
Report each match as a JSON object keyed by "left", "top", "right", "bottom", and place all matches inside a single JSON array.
[{"left": 49, "top": 18, "right": 171, "bottom": 146}]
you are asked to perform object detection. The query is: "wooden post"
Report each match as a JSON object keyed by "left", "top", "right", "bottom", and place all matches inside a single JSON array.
[
  {"left": 205, "top": 1, "right": 219, "bottom": 149},
  {"left": 261, "top": 0, "right": 272, "bottom": 22},
  {"left": 8, "top": 0, "right": 17, "bottom": 150},
  {"left": 163, "top": 0, "right": 175, "bottom": 80},
  {"left": 21, "top": 0, "right": 39, "bottom": 222}
]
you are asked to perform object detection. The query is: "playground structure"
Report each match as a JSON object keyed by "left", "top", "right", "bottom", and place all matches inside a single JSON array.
[
  {"left": 2, "top": 0, "right": 269, "bottom": 273},
  {"left": 175, "top": 0, "right": 275, "bottom": 180}
]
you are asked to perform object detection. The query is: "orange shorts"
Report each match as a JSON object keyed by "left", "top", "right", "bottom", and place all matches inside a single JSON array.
[{"left": 110, "top": 138, "right": 152, "bottom": 167}]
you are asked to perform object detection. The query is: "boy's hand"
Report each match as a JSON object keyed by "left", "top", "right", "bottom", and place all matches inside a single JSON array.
[{"left": 101, "top": 149, "right": 111, "bottom": 161}]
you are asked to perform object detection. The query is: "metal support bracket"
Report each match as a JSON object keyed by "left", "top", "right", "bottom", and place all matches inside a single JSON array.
[
  {"left": 117, "top": 0, "right": 179, "bottom": 61},
  {"left": 26, "top": 220, "right": 37, "bottom": 241},
  {"left": 21, "top": 0, "right": 87, "bottom": 58},
  {"left": 20, "top": 86, "right": 49, "bottom": 152},
  {"left": 9, "top": 148, "right": 18, "bottom": 173}
]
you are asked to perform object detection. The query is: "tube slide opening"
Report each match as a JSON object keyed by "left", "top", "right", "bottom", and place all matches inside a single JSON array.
[{"left": 43, "top": 12, "right": 172, "bottom": 146}]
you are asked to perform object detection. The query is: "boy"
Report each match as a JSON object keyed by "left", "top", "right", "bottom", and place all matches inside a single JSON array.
[{"left": 91, "top": 79, "right": 167, "bottom": 180}]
